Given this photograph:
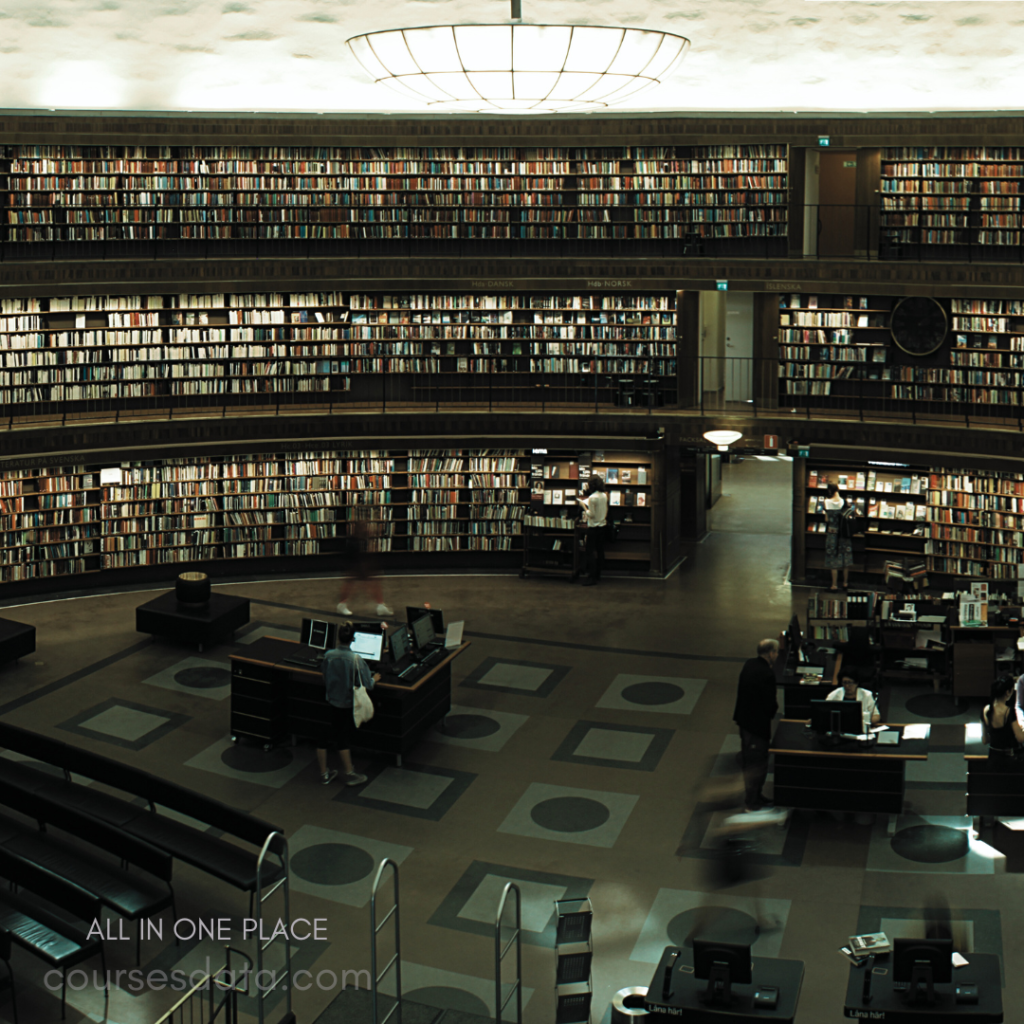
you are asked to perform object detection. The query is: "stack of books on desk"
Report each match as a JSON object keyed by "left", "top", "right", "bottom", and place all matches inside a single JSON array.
[{"left": 849, "top": 932, "right": 892, "bottom": 956}]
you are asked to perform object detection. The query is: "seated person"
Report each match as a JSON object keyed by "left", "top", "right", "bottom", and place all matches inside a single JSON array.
[
  {"left": 826, "top": 674, "right": 880, "bottom": 731},
  {"left": 984, "top": 676, "right": 1024, "bottom": 758},
  {"left": 831, "top": 625, "right": 875, "bottom": 686}
]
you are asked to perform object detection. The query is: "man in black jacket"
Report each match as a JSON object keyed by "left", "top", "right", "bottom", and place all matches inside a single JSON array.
[{"left": 733, "top": 639, "right": 780, "bottom": 812}]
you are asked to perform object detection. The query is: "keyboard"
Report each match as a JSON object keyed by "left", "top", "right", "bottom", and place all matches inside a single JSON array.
[{"left": 284, "top": 654, "right": 324, "bottom": 669}]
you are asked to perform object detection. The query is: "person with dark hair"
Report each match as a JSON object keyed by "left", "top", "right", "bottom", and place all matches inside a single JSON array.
[
  {"left": 983, "top": 676, "right": 1024, "bottom": 758},
  {"left": 577, "top": 474, "right": 608, "bottom": 587},
  {"left": 316, "top": 621, "right": 378, "bottom": 786},
  {"left": 732, "top": 639, "right": 780, "bottom": 812},
  {"left": 826, "top": 673, "right": 880, "bottom": 730},
  {"left": 337, "top": 510, "right": 393, "bottom": 617},
  {"left": 823, "top": 482, "right": 857, "bottom": 592}
]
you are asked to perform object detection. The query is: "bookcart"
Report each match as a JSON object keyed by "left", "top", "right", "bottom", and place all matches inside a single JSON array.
[{"left": 520, "top": 520, "right": 583, "bottom": 581}]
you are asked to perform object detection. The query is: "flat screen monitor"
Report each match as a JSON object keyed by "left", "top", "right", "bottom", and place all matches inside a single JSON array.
[
  {"left": 893, "top": 937, "right": 953, "bottom": 987},
  {"left": 389, "top": 624, "right": 411, "bottom": 663},
  {"left": 301, "top": 618, "right": 336, "bottom": 651},
  {"left": 407, "top": 606, "right": 444, "bottom": 635},
  {"left": 351, "top": 630, "right": 384, "bottom": 663},
  {"left": 693, "top": 939, "right": 752, "bottom": 1002},
  {"left": 412, "top": 613, "right": 436, "bottom": 651},
  {"left": 810, "top": 698, "right": 863, "bottom": 735}
]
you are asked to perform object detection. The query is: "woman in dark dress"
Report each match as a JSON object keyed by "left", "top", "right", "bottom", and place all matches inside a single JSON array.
[
  {"left": 823, "top": 483, "right": 856, "bottom": 592},
  {"left": 983, "top": 677, "right": 1024, "bottom": 759}
]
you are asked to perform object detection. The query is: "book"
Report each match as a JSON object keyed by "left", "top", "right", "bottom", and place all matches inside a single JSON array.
[
  {"left": 624, "top": 491, "right": 636, "bottom": 506},
  {"left": 859, "top": 297, "right": 869, "bottom": 309},
  {"left": 543, "top": 490, "right": 553, "bottom": 505},
  {"left": 867, "top": 470, "right": 877, "bottom": 490},
  {"left": 808, "top": 295, "right": 818, "bottom": 309},
  {"left": 849, "top": 933, "right": 891, "bottom": 956},
  {"left": 838, "top": 474, "right": 848, "bottom": 487},
  {"left": 790, "top": 294, "right": 801, "bottom": 309},
  {"left": 637, "top": 467, "right": 648, "bottom": 485},
  {"left": 855, "top": 472, "right": 866, "bottom": 490},
  {"left": 621, "top": 469, "right": 632, "bottom": 484},
  {"left": 609, "top": 490, "right": 622, "bottom": 506},
  {"left": 857, "top": 314, "right": 869, "bottom": 327},
  {"left": 606, "top": 467, "right": 619, "bottom": 484},
  {"left": 552, "top": 489, "right": 563, "bottom": 504},
  {"left": 568, "top": 461, "right": 579, "bottom": 480},
  {"left": 636, "top": 493, "right": 646, "bottom": 507},
  {"left": 808, "top": 471, "right": 819, "bottom": 489}
]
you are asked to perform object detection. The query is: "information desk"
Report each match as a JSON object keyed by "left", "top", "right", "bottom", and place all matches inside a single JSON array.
[
  {"left": 229, "top": 636, "right": 469, "bottom": 763},
  {"left": 843, "top": 952, "right": 1002, "bottom": 1023},
  {"left": 0, "top": 617, "right": 35, "bottom": 666},
  {"left": 772, "top": 720, "right": 930, "bottom": 828},
  {"left": 643, "top": 946, "right": 803, "bottom": 1023}
]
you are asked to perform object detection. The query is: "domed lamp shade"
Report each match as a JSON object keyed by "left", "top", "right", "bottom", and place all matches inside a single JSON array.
[
  {"left": 703, "top": 429, "right": 744, "bottom": 452},
  {"left": 346, "top": 16, "right": 690, "bottom": 113}
]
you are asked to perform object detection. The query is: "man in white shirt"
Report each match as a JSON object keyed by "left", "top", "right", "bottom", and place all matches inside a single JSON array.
[
  {"left": 577, "top": 476, "right": 609, "bottom": 587},
  {"left": 826, "top": 675, "right": 880, "bottom": 731}
]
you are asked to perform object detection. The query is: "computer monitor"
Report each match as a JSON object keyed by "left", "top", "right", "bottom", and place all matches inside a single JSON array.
[
  {"left": 351, "top": 630, "right": 384, "bottom": 663},
  {"left": 407, "top": 606, "right": 444, "bottom": 635},
  {"left": 412, "top": 613, "right": 436, "bottom": 651},
  {"left": 301, "top": 618, "right": 336, "bottom": 651},
  {"left": 893, "top": 938, "right": 953, "bottom": 1004},
  {"left": 389, "top": 624, "right": 411, "bottom": 663},
  {"left": 693, "top": 939, "right": 752, "bottom": 1005},
  {"left": 810, "top": 698, "right": 863, "bottom": 736}
]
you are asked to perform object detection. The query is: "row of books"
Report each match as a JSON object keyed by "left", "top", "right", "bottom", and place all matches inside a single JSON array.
[{"left": 808, "top": 471, "right": 930, "bottom": 495}]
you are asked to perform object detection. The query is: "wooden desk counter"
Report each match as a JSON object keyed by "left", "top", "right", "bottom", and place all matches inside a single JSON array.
[
  {"left": 963, "top": 724, "right": 1024, "bottom": 820},
  {"left": 230, "top": 637, "right": 470, "bottom": 763},
  {"left": 772, "top": 719, "right": 930, "bottom": 819}
]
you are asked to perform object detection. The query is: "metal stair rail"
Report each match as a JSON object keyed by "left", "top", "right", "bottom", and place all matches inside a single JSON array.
[
  {"left": 554, "top": 897, "right": 594, "bottom": 1024},
  {"left": 371, "top": 857, "right": 403, "bottom": 1024},
  {"left": 153, "top": 946, "right": 252, "bottom": 1024},
  {"left": 495, "top": 882, "right": 523, "bottom": 1024},
  {"left": 254, "top": 831, "right": 292, "bottom": 1024}
]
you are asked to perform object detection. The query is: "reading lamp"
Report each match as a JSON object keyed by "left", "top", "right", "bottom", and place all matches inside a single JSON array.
[{"left": 703, "top": 429, "right": 744, "bottom": 452}]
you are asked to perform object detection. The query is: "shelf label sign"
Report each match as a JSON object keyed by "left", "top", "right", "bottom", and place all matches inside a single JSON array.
[{"left": 763, "top": 434, "right": 779, "bottom": 450}]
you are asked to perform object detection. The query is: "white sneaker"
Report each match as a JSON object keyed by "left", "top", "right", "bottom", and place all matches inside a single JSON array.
[
  {"left": 336, "top": 603, "right": 352, "bottom": 615},
  {"left": 376, "top": 603, "right": 393, "bottom": 616},
  {"left": 345, "top": 772, "right": 368, "bottom": 787}
]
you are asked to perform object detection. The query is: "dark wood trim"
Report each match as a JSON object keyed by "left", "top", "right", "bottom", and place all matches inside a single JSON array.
[{"left": 4, "top": 112, "right": 1024, "bottom": 147}]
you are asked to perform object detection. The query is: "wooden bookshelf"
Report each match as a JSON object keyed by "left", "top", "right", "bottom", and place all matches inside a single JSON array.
[
  {"left": 799, "top": 460, "right": 1024, "bottom": 585},
  {"left": 880, "top": 147, "right": 1024, "bottom": 257},
  {"left": 1, "top": 144, "right": 786, "bottom": 256},
  {"left": 0, "top": 289, "right": 677, "bottom": 414}
]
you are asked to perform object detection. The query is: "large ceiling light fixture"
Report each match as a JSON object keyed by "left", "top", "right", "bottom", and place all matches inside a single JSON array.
[{"left": 346, "top": 0, "right": 689, "bottom": 113}]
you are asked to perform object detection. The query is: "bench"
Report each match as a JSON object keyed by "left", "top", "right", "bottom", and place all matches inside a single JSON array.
[
  {"left": 0, "top": 845, "right": 105, "bottom": 1019},
  {"left": 0, "top": 723, "right": 285, "bottom": 911},
  {"left": 0, "top": 790, "right": 174, "bottom": 964}
]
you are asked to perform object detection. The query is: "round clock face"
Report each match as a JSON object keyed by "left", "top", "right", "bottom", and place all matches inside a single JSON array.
[{"left": 890, "top": 296, "right": 948, "bottom": 357}]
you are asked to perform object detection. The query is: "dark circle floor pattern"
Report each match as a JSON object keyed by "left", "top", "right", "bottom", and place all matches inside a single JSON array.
[
  {"left": 621, "top": 682, "right": 684, "bottom": 706},
  {"left": 531, "top": 796, "right": 610, "bottom": 833},
  {"left": 890, "top": 825, "right": 970, "bottom": 863},
  {"left": 667, "top": 907, "right": 761, "bottom": 949},
  {"left": 291, "top": 843, "right": 376, "bottom": 886},
  {"left": 221, "top": 745, "right": 294, "bottom": 773},
  {"left": 443, "top": 714, "right": 501, "bottom": 739},
  {"left": 405, "top": 987, "right": 490, "bottom": 1017},
  {"left": 904, "top": 694, "right": 963, "bottom": 719},
  {"left": 175, "top": 667, "right": 232, "bottom": 689}
]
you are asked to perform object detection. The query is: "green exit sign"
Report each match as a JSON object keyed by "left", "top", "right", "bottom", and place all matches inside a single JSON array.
[
  {"left": 843, "top": 160, "right": 857, "bottom": 168},
  {"left": 818, "top": 136, "right": 830, "bottom": 147},
  {"left": 798, "top": 447, "right": 810, "bottom": 458},
  {"left": 716, "top": 280, "right": 728, "bottom": 291}
]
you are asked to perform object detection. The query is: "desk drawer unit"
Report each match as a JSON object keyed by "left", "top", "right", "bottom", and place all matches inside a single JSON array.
[
  {"left": 967, "top": 760, "right": 1024, "bottom": 816},
  {"left": 774, "top": 753, "right": 906, "bottom": 814},
  {"left": 230, "top": 659, "right": 287, "bottom": 748}
]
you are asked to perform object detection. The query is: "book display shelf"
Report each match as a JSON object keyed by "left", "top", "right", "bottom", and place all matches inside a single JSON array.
[
  {"left": 777, "top": 292, "right": 1024, "bottom": 414},
  {"left": 0, "top": 448, "right": 532, "bottom": 592},
  {"left": 526, "top": 450, "right": 655, "bottom": 569},
  {"left": 799, "top": 460, "right": 1024, "bottom": 585},
  {"left": 1, "top": 144, "right": 787, "bottom": 257},
  {"left": 879, "top": 147, "right": 1024, "bottom": 260},
  {"left": 0, "top": 289, "right": 678, "bottom": 415},
  {"left": 806, "top": 591, "right": 875, "bottom": 642}
]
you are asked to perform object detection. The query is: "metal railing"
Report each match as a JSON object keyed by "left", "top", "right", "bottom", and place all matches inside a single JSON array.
[
  {"left": 153, "top": 947, "right": 251, "bottom": 1024},
  {"left": 371, "top": 858, "right": 402, "bottom": 1024},
  {"left": 495, "top": 882, "right": 523, "bottom": 1024}
]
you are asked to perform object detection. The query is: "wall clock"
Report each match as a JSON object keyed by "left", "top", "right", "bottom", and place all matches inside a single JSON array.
[{"left": 890, "top": 296, "right": 948, "bottom": 357}]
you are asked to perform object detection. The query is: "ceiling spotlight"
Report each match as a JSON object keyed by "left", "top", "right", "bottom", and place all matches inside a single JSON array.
[
  {"left": 703, "top": 429, "right": 744, "bottom": 452},
  {"left": 346, "top": 0, "right": 689, "bottom": 113}
]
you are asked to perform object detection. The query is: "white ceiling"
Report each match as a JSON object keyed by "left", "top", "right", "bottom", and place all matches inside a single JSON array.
[{"left": 0, "top": 0, "right": 1021, "bottom": 115}]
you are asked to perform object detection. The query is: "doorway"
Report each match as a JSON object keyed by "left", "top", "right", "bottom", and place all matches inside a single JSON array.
[
  {"left": 725, "top": 291, "right": 754, "bottom": 405},
  {"left": 817, "top": 150, "right": 858, "bottom": 257}
]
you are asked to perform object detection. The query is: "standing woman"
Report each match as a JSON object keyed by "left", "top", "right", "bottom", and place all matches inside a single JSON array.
[
  {"left": 577, "top": 475, "right": 608, "bottom": 587},
  {"left": 823, "top": 483, "right": 855, "bottom": 592}
]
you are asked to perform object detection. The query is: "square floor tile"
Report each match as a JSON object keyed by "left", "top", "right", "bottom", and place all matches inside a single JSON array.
[
  {"left": 379, "top": 961, "right": 534, "bottom": 1017},
  {"left": 183, "top": 737, "right": 313, "bottom": 789},
  {"left": 551, "top": 720, "right": 674, "bottom": 772},
  {"left": 428, "top": 860, "right": 593, "bottom": 947},
  {"left": 460, "top": 657, "right": 569, "bottom": 698},
  {"left": 498, "top": 782, "right": 639, "bottom": 848},
  {"left": 58, "top": 699, "right": 190, "bottom": 751},
  {"left": 596, "top": 674, "right": 707, "bottom": 715},
  {"left": 288, "top": 824, "right": 413, "bottom": 907},
  {"left": 140, "top": 656, "right": 232, "bottom": 701},
  {"left": 426, "top": 704, "right": 529, "bottom": 753},
  {"left": 630, "top": 887, "right": 791, "bottom": 964},
  {"left": 235, "top": 623, "right": 299, "bottom": 646},
  {"left": 867, "top": 813, "right": 1000, "bottom": 874},
  {"left": 332, "top": 760, "right": 475, "bottom": 821}
]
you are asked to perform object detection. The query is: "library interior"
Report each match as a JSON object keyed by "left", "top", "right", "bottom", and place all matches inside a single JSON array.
[{"left": 3, "top": 2, "right": 1024, "bottom": 1023}]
